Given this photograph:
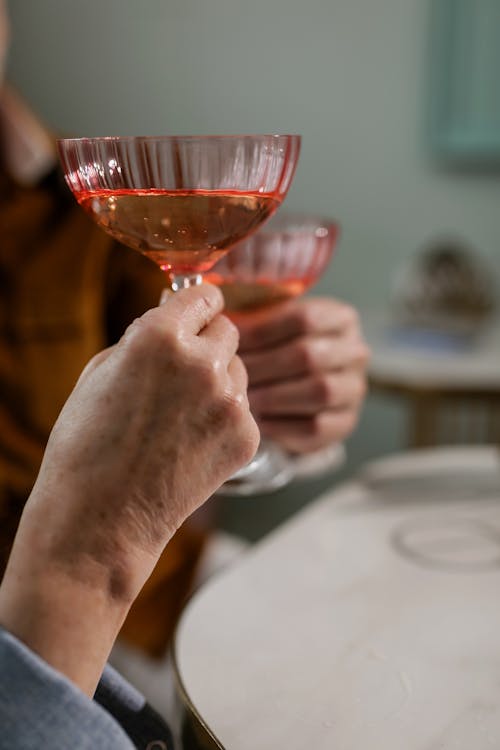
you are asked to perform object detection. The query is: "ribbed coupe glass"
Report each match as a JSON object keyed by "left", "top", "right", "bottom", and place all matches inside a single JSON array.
[
  {"left": 206, "top": 213, "right": 339, "bottom": 495},
  {"left": 57, "top": 135, "right": 301, "bottom": 291}
]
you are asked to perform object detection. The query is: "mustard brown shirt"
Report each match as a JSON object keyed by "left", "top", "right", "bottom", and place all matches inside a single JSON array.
[{"left": 0, "top": 168, "right": 208, "bottom": 656}]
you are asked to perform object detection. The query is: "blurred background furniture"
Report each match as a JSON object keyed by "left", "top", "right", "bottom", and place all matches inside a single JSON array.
[
  {"left": 364, "top": 239, "right": 500, "bottom": 448},
  {"left": 365, "top": 313, "right": 500, "bottom": 447},
  {"left": 174, "top": 446, "right": 500, "bottom": 750},
  {"left": 7, "top": 0, "right": 500, "bottom": 480}
]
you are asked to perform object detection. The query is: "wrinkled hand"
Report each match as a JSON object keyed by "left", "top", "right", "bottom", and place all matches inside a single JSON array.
[
  {"left": 0, "top": 284, "right": 259, "bottom": 694},
  {"left": 30, "top": 283, "right": 259, "bottom": 588},
  {"left": 236, "top": 297, "right": 369, "bottom": 454}
]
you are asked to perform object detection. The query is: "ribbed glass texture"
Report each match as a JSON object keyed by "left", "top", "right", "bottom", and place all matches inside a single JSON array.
[
  {"left": 57, "top": 135, "right": 301, "bottom": 197},
  {"left": 209, "top": 213, "right": 339, "bottom": 293}
]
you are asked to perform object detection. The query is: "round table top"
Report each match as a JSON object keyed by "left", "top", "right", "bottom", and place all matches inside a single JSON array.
[{"left": 175, "top": 446, "right": 500, "bottom": 750}]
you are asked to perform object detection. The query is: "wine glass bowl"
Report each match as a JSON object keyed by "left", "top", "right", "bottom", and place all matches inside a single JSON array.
[
  {"left": 57, "top": 135, "right": 301, "bottom": 288},
  {"left": 209, "top": 213, "right": 340, "bottom": 496},
  {"left": 205, "top": 212, "right": 339, "bottom": 316}
]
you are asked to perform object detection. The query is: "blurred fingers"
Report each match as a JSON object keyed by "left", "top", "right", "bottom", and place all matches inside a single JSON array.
[
  {"left": 249, "top": 371, "right": 367, "bottom": 417},
  {"left": 242, "top": 334, "right": 370, "bottom": 386},
  {"left": 258, "top": 409, "right": 360, "bottom": 454},
  {"left": 237, "top": 297, "right": 361, "bottom": 352}
]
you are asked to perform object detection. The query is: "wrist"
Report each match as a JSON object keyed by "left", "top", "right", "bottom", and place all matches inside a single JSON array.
[
  {"left": 0, "top": 512, "right": 141, "bottom": 696},
  {"left": 22, "top": 480, "right": 169, "bottom": 606}
]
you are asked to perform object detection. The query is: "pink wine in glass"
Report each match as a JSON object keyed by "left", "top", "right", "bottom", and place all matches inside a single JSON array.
[
  {"left": 203, "top": 275, "right": 309, "bottom": 318},
  {"left": 77, "top": 188, "right": 280, "bottom": 274},
  {"left": 57, "top": 135, "right": 301, "bottom": 288},
  {"left": 212, "top": 213, "right": 339, "bottom": 497},
  {"left": 205, "top": 213, "right": 339, "bottom": 319}
]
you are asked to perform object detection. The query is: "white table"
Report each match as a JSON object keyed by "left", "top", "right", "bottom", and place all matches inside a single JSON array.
[{"left": 174, "top": 446, "right": 500, "bottom": 749}]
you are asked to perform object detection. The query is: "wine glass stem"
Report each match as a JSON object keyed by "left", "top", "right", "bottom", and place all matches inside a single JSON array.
[{"left": 169, "top": 273, "right": 203, "bottom": 291}]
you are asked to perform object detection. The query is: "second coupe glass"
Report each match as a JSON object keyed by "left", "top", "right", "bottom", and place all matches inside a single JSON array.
[{"left": 207, "top": 212, "right": 339, "bottom": 495}]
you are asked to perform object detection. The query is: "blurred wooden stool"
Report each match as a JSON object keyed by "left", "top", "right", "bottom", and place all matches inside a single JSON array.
[
  {"left": 364, "top": 313, "right": 500, "bottom": 447},
  {"left": 369, "top": 378, "right": 500, "bottom": 447}
]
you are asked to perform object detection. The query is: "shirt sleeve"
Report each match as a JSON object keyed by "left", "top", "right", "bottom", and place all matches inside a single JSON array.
[
  {"left": 96, "top": 664, "right": 174, "bottom": 750},
  {"left": 0, "top": 627, "right": 138, "bottom": 749}
]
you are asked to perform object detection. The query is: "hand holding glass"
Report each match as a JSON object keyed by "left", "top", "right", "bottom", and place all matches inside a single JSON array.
[{"left": 206, "top": 212, "right": 339, "bottom": 495}]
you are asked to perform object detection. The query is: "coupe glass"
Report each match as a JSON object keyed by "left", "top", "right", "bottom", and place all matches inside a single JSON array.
[
  {"left": 205, "top": 212, "right": 339, "bottom": 495},
  {"left": 57, "top": 135, "right": 301, "bottom": 291}
]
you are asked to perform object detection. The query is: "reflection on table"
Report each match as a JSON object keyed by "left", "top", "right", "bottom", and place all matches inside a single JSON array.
[
  {"left": 174, "top": 446, "right": 500, "bottom": 750},
  {"left": 363, "top": 312, "right": 500, "bottom": 446}
]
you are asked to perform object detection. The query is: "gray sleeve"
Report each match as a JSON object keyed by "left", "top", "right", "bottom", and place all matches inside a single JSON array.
[{"left": 0, "top": 627, "right": 135, "bottom": 749}]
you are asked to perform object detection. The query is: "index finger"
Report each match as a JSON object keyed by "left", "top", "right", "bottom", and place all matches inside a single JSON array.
[
  {"left": 159, "top": 282, "right": 225, "bottom": 336},
  {"left": 237, "top": 297, "right": 358, "bottom": 352}
]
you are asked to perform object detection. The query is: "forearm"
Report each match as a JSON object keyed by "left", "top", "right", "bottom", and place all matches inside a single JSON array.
[
  {"left": 0, "top": 510, "right": 134, "bottom": 697},
  {"left": 0, "top": 282, "right": 258, "bottom": 699}
]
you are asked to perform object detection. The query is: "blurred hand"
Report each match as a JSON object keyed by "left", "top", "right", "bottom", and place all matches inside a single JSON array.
[
  {"left": 236, "top": 297, "right": 369, "bottom": 454},
  {"left": 0, "top": 284, "right": 259, "bottom": 694}
]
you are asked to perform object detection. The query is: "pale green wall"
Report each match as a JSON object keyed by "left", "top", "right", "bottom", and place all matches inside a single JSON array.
[{"left": 6, "top": 0, "right": 500, "bottom": 489}]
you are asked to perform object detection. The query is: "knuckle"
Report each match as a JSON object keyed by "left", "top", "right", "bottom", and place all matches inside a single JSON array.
[
  {"left": 301, "top": 304, "right": 320, "bottom": 333},
  {"left": 203, "top": 284, "right": 224, "bottom": 309},
  {"left": 182, "top": 293, "right": 213, "bottom": 329},
  {"left": 221, "top": 391, "right": 244, "bottom": 421},
  {"left": 203, "top": 392, "right": 240, "bottom": 436},
  {"left": 122, "top": 316, "right": 163, "bottom": 357},
  {"left": 312, "top": 374, "right": 335, "bottom": 405},
  {"left": 197, "top": 292, "right": 217, "bottom": 319},
  {"left": 123, "top": 315, "right": 147, "bottom": 342},
  {"left": 238, "top": 419, "right": 261, "bottom": 463},
  {"left": 219, "top": 397, "right": 259, "bottom": 461},
  {"left": 185, "top": 282, "right": 221, "bottom": 309},
  {"left": 221, "top": 315, "right": 240, "bottom": 345},
  {"left": 291, "top": 305, "right": 315, "bottom": 335},
  {"left": 295, "top": 338, "right": 317, "bottom": 370},
  {"left": 178, "top": 286, "right": 222, "bottom": 328},
  {"left": 306, "top": 413, "right": 326, "bottom": 438},
  {"left": 198, "top": 358, "right": 224, "bottom": 390},
  {"left": 331, "top": 300, "right": 361, "bottom": 336}
]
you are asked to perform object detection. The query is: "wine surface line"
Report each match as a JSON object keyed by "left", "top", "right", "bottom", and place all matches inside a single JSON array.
[{"left": 76, "top": 188, "right": 280, "bottom": 274}]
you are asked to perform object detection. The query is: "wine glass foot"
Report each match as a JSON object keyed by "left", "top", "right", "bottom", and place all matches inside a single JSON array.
[{"left": 216, "top": 440, "right": 295, "bottom": 496}]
